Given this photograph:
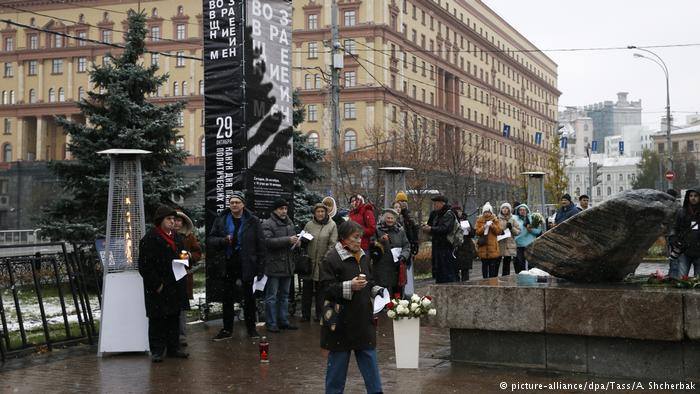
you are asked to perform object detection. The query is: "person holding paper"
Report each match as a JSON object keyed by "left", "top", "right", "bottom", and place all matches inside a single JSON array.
[
  {"left": 208, "top": 192, "right": 265, "bottom": 341},
  {"left": 453, "top": 204, "right": 476, "bottom": 282},
  {"left": 475, "top": 202, "right": 502, "bottom": 278},
  {"left": 138, "top": 205, "right": 188, "bottom": 362},
  {"left": 373, "top": 208, "right": 410, "bottom": 297},
  {"left": 173, "top": 208, "right": 202, "bottom": 347},
  {"left": 262, "top": 198, "right": 299, "bottom": 332},
  {"left": 301, "top": 202, "right": 338, "bottom": 322},
  {"left": 497, "top": 203, "right": 521, "bottom": 276},
  {"left": 320, "top": 221, "right": 385, "bottom": 394}
]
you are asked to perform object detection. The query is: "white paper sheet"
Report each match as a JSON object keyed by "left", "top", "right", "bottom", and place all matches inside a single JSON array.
[
  {"left": 171, "top": 259, "right": 189, "bottom": 281},
  {"left": 497, "top": 228, "right": 512, "bottom": 242},
  {"left": 373, "top": 288, "right": 390, "bottom": 314},
  {"left": 300, "top": 230, "right": 314, "bottom": 241},
  {"left": 460, "top": 220, "right": 471, "bottom": 235},
  {"left": 391, "top": 247, "right": 402, "bottom": 262},
  {"left": 252, "top": 275, "right": 268, "bottom": 293}
]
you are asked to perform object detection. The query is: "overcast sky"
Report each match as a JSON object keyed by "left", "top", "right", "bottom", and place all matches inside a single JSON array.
[{"left": 481, "top": 0, "right": 700, "bottom": 129}]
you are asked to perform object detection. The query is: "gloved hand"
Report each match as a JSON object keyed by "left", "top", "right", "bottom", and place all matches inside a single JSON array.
[
  {"left": 506, "top": 222, "right": 512, "bottom": 230},
  {"left": 486, "top": 220, "right": 493, "bottom": 227},
  {"left": 256, "top": 273, "right": 265, "bottom": 282}
]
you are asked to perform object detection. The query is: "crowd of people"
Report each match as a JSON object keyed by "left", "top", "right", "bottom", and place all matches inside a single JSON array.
[{"left": 136, "top": 189, "right": 599, "bottom": 392}]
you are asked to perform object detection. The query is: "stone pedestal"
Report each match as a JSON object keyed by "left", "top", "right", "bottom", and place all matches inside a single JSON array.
[{"left": 429, "top": 277, "right": 700, "bottom": 380}]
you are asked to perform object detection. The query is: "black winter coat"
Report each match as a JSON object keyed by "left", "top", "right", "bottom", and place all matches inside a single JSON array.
[
  {"left": 208, "top": 208, "right": 265, "bottom": 282},
  {"left": 374, "top": 223, "right": 410, "bottom": 288},
  {"left": 138, "top": 228, "right": 187, "bottom": 318},
  {"left": 400, "top": 210, "right": 420, "bottom": 256},
  {"left": 455, "top": 215, "right": 476, "bottom": 271},
  {"left": 320, "top": 243, "right": 379, "bottom": 352},
  {"left": 427, "top": 205, "right": 456, "bottom": 249},
  {"left": 672, "top": 187, "right": 700, "bottom": 257},
  {"left": 262, "top": 213, "right": 296, "bottom": 277}
]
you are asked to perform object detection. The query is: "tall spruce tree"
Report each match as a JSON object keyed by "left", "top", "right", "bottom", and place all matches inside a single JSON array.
[
  {"left": 38, "top": 11, "right": 196, "bottom": 242},
  {"left": 292, "top": 91, "right": 325, "bottom": 227}
]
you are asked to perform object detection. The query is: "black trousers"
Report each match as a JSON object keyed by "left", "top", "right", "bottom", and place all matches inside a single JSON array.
[
  {"left": 514, "top": 247, "right": 528, "bottom": 273},
  {"left": 222, "top": 256, "right": 256, "bottom": 332},
  {"left": 149, "top": 313, "right": 180, "bottom": 356},
  {"left": 301, "top": 278, "right": 323, "bottom": 320},
  {"left": 481, "top": 258, "right": 501, "bottom": 278},
  {"left": 501, "top": 256, "right": 513, "bottom": 276}
]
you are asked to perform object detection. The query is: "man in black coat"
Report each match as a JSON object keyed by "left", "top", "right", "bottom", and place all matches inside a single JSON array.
[
  {"left": 138, "top": 205, "right": 189, "bottom": 362},
  {"left": 208, "top": 192, "right": 266, "bottom": 340},
  {"left": 422, "top": 195, "right": 458, "bottom": 283},
  {"left": 262, "top": 198, "right": 299, "bottom": 332}
]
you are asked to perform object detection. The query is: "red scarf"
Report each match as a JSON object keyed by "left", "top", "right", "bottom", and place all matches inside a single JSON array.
[{"left": 155, "top": 226, "right": 177, "bottom": 253}]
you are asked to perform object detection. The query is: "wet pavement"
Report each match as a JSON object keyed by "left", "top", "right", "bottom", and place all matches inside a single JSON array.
[
  {"left": 0, "top": 316, "right": 649, "bottom": 394},
  {"left": 0, "top": 266, "right": 690, "bottom": 393}
]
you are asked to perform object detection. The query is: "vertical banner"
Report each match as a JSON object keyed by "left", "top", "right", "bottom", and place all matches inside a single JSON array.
[
  {"left": 203, "top": 0, "right": 293, "bottom": 302},
  {"left": 203, "top": 0, "right": 245, "bottom": 302},
  {"left": 245, "top": 0, "right": 294, "bottom": 215}
]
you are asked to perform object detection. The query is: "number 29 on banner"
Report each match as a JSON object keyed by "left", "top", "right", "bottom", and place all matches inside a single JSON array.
[{"left": 216, "top": 116, "right": 233, "bottom": 139}]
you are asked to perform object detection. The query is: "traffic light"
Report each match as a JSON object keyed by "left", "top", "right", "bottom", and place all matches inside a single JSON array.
[{"left": 591, "top": 163, "right": 603, "bottom": 186}]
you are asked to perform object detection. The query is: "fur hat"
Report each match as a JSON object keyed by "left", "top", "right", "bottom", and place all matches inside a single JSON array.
[
  {"left": 312, "top": 202, "right": 328, "bottom": 214},
  {"left": 322, "top": 196, "right": 337, "bottom": 218},
  {"left": 154, "top": 205, "right": 177, "bottom": 226},
  {"left": 395, "top": 191, "right": 408, "bottom": 203},
  {"left": 482, "top": 202, "right": 494, "bottom": 214},
  {"left": 431, "top": 195, "right": 448, "bottom": 203}
]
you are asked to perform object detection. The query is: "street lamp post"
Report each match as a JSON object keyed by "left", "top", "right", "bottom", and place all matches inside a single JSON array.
[{"left": 629, "top": 46, "right": 672, "bottom": 190}]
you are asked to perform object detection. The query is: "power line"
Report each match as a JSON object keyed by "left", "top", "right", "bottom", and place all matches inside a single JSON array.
[
  {"left": 0, "top": 18, "right": 202, "bottom": 61},
  {"left": 0, "top": 3, "right": 196, "bottom": 47}
]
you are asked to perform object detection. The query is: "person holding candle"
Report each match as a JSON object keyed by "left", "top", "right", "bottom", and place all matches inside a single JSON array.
[{"left": 138, "top": 205, "right": 189, "bottom": 362}]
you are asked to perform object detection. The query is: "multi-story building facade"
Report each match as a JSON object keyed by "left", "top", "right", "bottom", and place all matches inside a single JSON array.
[
  {"left": 583, "top": 92, "right": 641, "bottom": 149},
  {"left": 0, "top": 0, "right": 559, "bottom": 215},
  {"left": 566, "top": 154, "right": 640, "bottom": 206},
  {"left": 0, "top": 0, "right": 204, "bottom": 164},
  {"left": 559, "top": 106, "right": 593, "bottom": 159},
  {"left": 293, "top": 0, "right": 560, "bottom": 199}
]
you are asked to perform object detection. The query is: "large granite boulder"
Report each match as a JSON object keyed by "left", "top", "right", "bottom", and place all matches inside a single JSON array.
[{"left": 525, "top": 189, "right": 678, "bottom": 282}]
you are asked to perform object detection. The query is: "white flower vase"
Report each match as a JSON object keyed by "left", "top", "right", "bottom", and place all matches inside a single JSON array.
[{"left": 392, "top": 317, "right": 420, "bottom": 369}]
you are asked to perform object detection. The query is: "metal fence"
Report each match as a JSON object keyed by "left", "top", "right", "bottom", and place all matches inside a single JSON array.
[{"left": 0, "top": 242, "right": 101, "bottom": 363}]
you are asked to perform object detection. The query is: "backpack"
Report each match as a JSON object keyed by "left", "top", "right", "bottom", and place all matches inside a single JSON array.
[{"left": 445, "top": 210, "right": 464, "bottom": 248}]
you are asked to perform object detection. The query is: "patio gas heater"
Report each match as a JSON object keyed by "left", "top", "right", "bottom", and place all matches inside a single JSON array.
[
  {"left": 521, "top": 171, "right": 547, "bottom": 216},
  {"left": 97, "top": 149, "right": 150, "bottom": 356}
]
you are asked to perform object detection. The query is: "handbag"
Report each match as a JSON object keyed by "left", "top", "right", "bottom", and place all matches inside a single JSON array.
[{"left": 398, "top": 260, "right": 407, "bottom": 287}]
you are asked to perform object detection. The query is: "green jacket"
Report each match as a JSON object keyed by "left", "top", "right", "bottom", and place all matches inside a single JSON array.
[{"left": 303, "top": 218, "right": 338, "bottom": 281}]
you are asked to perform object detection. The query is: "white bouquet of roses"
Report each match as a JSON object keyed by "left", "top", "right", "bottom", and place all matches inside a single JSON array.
[{"left": 386, "top": 293, "right": 436, "bottom": 320}]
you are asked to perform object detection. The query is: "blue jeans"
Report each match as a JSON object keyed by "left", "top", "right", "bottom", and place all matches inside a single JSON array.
[
  {"left": 265, "top": 276, "right": 291, "bottom": 329},
  {"left": 325, "top": 349, "right": 382, "bottom": 394},
  {"left": 677, "top": 254, "right": 700, "bottom": 278}
]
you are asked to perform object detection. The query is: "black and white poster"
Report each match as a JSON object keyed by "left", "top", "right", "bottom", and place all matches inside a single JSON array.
[
  {"left": 244, "top": 0, "right": 294, "bottom": 215},
  {"left": 203, "top": 0, "right": 293, "bottom": 301}
]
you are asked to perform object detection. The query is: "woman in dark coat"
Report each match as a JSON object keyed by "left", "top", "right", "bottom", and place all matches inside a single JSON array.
[
  {"left": 453, "top": 204, "right": 476, "bottom": 282},
  {"left": 138, "top": 205, "right": 189, "bottom": 362},
  {"left": 320, "top": 221, "right": 384, "bottom": 394},
  {"left": 374, "top": 208, "right": 410, "bottom": 297}
]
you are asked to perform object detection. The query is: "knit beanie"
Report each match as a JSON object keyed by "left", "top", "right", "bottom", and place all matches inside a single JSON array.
[
  {"left": 482, "top": 202, "right": 493, "bottom": 214},
  {"left": 395, "top": 191, "right": 408, "bottom": 203}
]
